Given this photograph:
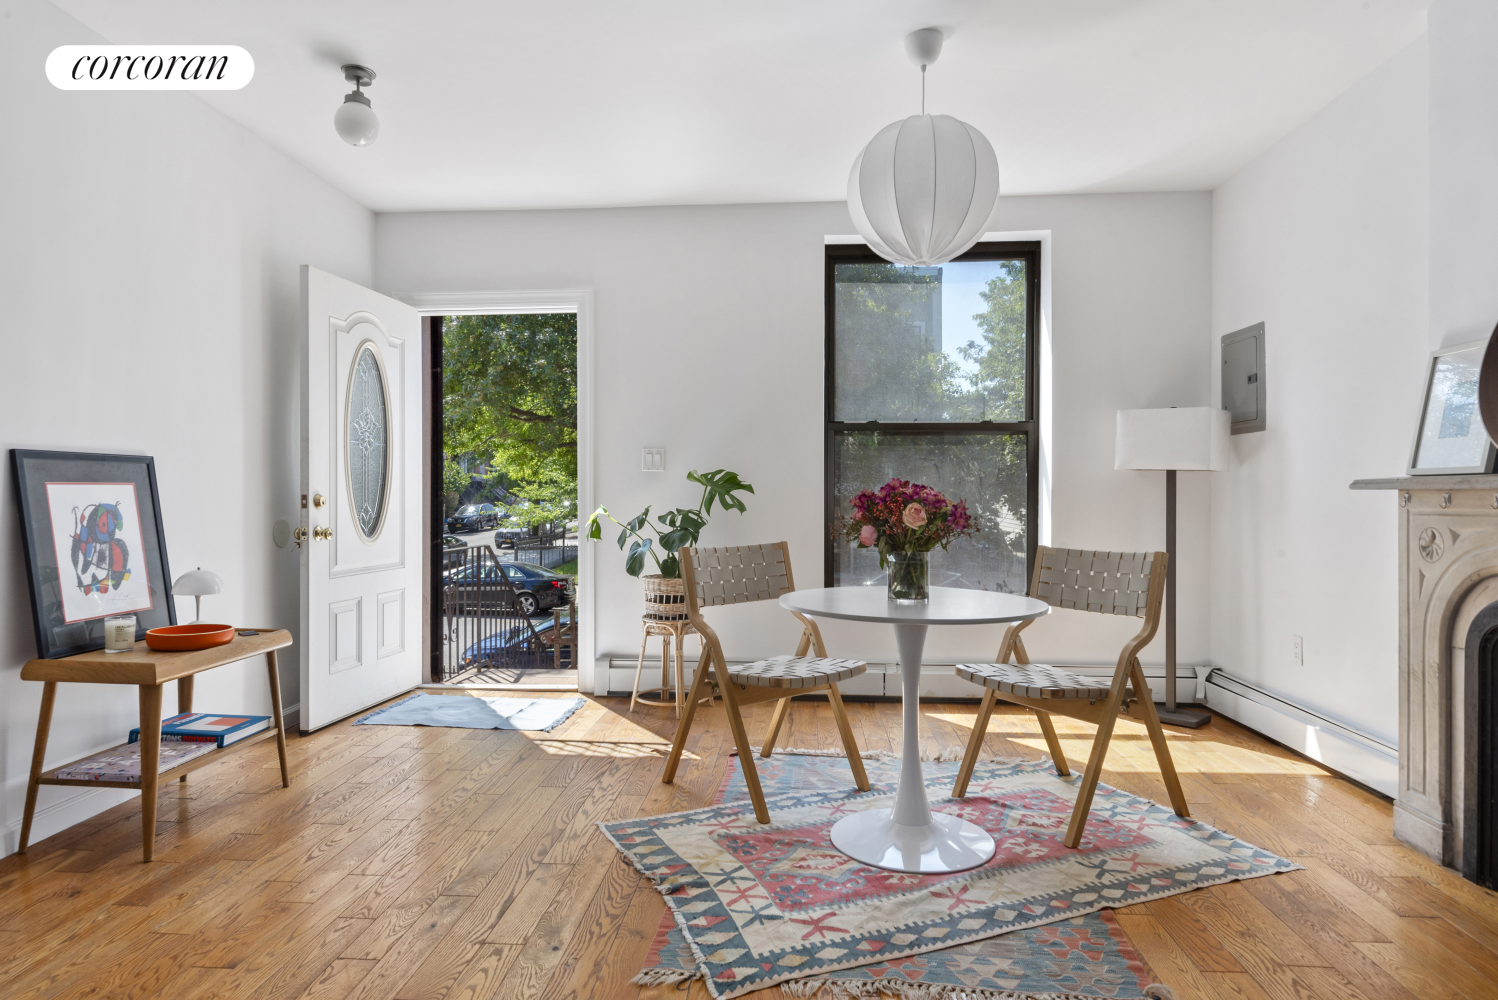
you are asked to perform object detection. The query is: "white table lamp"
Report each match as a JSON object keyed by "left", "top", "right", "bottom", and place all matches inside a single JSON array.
[
  {"left": 173, "top": 567, "right": 225, "bottom": 623},
  {"left": 1116, "top": 407, "right": 1230, "bottom": 728}
]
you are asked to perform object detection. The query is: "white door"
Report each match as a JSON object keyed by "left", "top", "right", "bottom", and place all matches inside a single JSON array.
[{"left": 300, "top": 265, "right": 422, "bottom": 731}]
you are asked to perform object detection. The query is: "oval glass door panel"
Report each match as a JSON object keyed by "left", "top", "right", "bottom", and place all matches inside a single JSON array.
[{"left": 346, "top": 343, "right": 389, "bottom": 539}]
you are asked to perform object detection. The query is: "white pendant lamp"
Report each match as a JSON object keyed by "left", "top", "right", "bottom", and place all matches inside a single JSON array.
[
  {"left": 334, "top": 64, "right": 379, "bottom": 147},
  {"left": 847, "top": 29, "right": 1000, "bottom": 267}
]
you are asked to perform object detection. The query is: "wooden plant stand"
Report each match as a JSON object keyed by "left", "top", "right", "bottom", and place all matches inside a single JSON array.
[{"left": 19, "top": 628, "right": 293, "bottom": 862}]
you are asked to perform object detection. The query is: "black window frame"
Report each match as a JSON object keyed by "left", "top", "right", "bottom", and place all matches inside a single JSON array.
[{"left": 823, "top": 240, "right": 1042, "bottom": 588}]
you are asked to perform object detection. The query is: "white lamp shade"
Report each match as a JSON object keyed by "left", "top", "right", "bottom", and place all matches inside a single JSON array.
[
  {"left": 1115, "top": 407, "right": 1230, "bottom": 471},
  {"left": 173, "top": 568, "right": 224, "bottom": 596},
  {"left": 334, "top": 99, "right": 379, "bottom": 146},
  {"left": 847, "top": 114, "right": 1000, "bottom": 266}
]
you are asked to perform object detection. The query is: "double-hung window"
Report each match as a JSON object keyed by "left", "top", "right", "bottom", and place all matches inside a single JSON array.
[{"left": 825, "top": 241, "right": 1040, "bottom": 593}]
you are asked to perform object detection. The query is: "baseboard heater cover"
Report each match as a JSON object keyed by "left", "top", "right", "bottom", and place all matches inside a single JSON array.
[{"left": 1203, "top": 668, "right": 1397, "bottom": 798}]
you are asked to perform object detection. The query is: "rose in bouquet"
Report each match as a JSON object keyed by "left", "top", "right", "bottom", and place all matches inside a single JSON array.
[{"left": 842, "top": 478, "right": 977, "bottom": 566}]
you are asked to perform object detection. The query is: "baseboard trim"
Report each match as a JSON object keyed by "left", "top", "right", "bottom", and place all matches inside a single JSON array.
[{"left": 1202, "top": 668, "right": 1398, "bottom": 798}]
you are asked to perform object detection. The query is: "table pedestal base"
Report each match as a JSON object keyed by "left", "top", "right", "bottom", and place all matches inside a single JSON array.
[{"left": 830, "top": 808, "right": 996, "bottom": 874}]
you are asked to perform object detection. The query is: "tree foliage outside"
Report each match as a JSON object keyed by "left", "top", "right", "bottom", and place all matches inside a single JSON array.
[
  {"left": 443, "top": 313, "right": 577, "bottom": 525},
  {"left": 830, "top": 258, "right": 1031, "bottom": 592}
]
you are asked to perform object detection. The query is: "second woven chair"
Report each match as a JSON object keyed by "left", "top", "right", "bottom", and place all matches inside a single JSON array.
[
  {"left": 950, "top": 546, "right": 1190, "bottom": 849},
  {"left": 660, "top": 542, "right": 870, "bottom": 823}
]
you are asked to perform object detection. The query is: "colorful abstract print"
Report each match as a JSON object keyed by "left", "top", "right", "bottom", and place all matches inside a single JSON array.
[
  {"left": 603, "top": 758, "right": 1298, "bottom": 999},
  {"left": 70, "top": 502, "right": 131, "bottom": 596}
]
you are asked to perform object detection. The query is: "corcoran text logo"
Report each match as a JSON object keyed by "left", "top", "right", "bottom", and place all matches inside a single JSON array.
[{"left": 46, "top": 46, "right": 254, "bottom": 90}]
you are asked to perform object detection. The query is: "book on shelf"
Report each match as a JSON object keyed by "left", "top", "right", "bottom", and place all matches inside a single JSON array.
[
  {"left": 128, "top": 713, "right": 272, "bottom": 748},
  {"left": 54, "top": 741, "right": 216, "bottom": 782}
]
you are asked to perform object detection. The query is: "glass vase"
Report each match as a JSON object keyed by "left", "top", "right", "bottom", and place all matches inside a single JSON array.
[{"left": 886, "top": 550, "right": 930, "bottom": 603}]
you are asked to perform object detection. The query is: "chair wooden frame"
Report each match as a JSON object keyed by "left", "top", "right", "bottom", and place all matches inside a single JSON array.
[
  {"left": 660, "top": 541, "right": 870, "bottom": 823},
  {"left": 952, "top": 546, "right": 1189, "bottom": 849}
]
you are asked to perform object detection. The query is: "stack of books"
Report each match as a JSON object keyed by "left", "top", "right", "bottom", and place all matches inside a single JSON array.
[{"left": 53, "top": 713, "right": 273, "bottom": 783}]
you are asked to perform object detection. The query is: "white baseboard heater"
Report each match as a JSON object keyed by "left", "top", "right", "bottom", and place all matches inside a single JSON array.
[{"left": 1201, "top": 668, "right": 1397, "bottom": 798}]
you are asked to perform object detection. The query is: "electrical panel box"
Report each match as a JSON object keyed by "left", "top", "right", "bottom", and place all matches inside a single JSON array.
[{"left": 1222, "top": 323, "right": 1265, "bottom": 434}]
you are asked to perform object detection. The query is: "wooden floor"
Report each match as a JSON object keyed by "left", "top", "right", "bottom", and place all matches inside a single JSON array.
[{"left": 4, "top": 693, "right": 1497, "bottom": 1000}]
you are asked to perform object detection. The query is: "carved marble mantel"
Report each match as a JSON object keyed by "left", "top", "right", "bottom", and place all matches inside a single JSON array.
[{"left": 1351, "top": 474, "right": 1498, "bottom": 864}]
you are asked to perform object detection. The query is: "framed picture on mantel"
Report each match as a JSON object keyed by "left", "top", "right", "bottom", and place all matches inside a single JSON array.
[{"left": 1408, "top": 340, "right": 1498, "bottom": 476}]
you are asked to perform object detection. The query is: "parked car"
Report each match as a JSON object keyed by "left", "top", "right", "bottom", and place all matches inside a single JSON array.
[
  {"left": 447, "top": 503, "right": 500, "bottom": 532},
  {"left": 492, "top": 516, "right": 530, "bottom": 549},
  {"left": 460, "top": 613, "right": 573, "bottom": 670},
  {"left": 443, "top": 560, "right": 573, "bottom": 616},
  {"left": 441, "top": 534, "right": 465, "bottom": 547}
]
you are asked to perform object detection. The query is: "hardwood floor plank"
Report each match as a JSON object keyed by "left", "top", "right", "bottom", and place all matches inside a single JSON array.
[{"left": 1111, "top": 912, "right": 1220, "bottom": 1000}]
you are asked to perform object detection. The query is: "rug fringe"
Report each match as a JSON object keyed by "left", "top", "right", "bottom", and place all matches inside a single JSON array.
[
  {"left": 628, "top": 967, "right": 699, "bottom": 987},
  {"left": 747, "top": 746, "right": 1029, "bottom": 764},
  {"left": 780, "top": 978, "right": 1176, "bottom": 999}
]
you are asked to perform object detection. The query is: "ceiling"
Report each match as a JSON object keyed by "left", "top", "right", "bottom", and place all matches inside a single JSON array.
[{"left": 53, "top": 0, "right": 1429, "bottom": 213}]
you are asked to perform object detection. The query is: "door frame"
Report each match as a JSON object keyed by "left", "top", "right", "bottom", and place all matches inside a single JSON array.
[{"left": 405, "top": 289, "right": 597, "bottom": 693}]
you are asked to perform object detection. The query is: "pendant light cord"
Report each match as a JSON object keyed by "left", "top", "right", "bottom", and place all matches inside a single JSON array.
[{"left": 921, "top": 66, "right": 926, "bottom": 115}]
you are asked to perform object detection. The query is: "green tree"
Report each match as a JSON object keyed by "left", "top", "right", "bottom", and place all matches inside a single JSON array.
[
  {"left": 443, "top": 313, "right": 577, "bottom": 499},
  {"left": 960, "top": 260, "right": 1027, "bottom": 421}
]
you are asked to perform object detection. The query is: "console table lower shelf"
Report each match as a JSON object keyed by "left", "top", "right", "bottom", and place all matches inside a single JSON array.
[{"left": 19, "top": 628, "right": 294, "bottom": 863}]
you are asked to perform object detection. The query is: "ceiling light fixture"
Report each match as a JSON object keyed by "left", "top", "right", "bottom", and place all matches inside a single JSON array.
[
  {"left": 847, "top": 29, "right": 999, "bottom": 266},
  {"left": 334, "top": 63, "right": 379, "bottom": 146}
]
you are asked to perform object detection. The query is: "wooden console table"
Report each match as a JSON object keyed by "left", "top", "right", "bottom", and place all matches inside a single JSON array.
[{"left": 19, "top": 628, "right": 293, "bottom": 862}]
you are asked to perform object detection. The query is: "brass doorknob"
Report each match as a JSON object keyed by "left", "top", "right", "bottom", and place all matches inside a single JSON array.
[
  {"left": 313, "top": 526, "right": 333, "bottom": 541},
  {"left": 292, "top": 526, "right": 308, "bottom": 542}
]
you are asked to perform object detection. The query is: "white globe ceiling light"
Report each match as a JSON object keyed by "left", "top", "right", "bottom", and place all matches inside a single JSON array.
[
  {"left": 847, "top": 29, "right": 999, "bottom": 267},
  {"left": 334, "top": 64, "right": 379, "bottom": 146}
]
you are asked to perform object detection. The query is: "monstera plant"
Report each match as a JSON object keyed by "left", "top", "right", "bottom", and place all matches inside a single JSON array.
[{"left": 586, "top": 468, "right": 753, "bottom": 579}]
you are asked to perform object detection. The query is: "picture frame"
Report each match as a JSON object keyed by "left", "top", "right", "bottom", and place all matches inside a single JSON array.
[
  {"left": 1407, "top": 340, "right": 1498, "bottom": 476},
  {"left": 10, "top": 450, "right": 177, "bottom": 659}
]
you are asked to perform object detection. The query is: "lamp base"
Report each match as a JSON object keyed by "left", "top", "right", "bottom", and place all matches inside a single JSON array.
[{"left": 1154, "top": 703, "right": 1211, "bottom": 729}]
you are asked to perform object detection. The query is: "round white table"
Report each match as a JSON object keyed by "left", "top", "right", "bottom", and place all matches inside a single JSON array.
[{"left": 779, "top": 585, "right": 1049, "bottom": 874}]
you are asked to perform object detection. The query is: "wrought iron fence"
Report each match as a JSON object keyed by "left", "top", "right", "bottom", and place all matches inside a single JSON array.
[
  {"left": 501, "top": 525, "right": 578, "bottom": 570},
  {"left": 439, "top": 544, "right": 552, "bottom": 681}
]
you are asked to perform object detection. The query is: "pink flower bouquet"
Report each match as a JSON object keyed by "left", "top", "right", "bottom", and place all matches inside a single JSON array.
[{"left": 842, "top": 479, "right": 976, "bottom": 601}]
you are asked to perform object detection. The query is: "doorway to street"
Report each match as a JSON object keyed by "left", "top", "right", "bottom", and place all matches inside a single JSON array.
[{"left": 430, "top": 312, "right": 579, "bottom": 687}]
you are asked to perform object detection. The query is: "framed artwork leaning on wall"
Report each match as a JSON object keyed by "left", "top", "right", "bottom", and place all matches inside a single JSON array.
[
  {"left": 1408, "top": 339, "right": 1498, "bottom": 476},
  {"left": 10, "top": 450, "right": 177, "bottom": 658}
]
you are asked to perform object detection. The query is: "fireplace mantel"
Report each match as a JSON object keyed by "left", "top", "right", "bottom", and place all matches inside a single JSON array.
[
  {"left": 1352, "top": 475, "right": 1498, "bottom": 866},
  {"left": 1351, "top": 476, "right": 1498, "bottom": 491}
]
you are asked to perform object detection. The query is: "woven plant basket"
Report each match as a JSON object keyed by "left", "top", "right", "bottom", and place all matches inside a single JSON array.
[{"left": 642, "top": 574, "right": 689, "bottom": 622}]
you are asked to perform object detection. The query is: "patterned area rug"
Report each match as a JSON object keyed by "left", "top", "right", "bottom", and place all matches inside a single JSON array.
[
  {"left": 636, "top": 753, "right": 1165, "bottom": 998},
  {"left": 605, "top": 755, "right": 1296, "bottom": 999}
]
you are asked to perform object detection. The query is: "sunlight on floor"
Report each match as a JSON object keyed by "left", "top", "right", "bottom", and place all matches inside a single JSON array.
[
  {"left": 924, "top": 708, "right": 1326, "bottom": 776},
  {"left": 528, "top": 740, "right": 682, "bottom": 758}
]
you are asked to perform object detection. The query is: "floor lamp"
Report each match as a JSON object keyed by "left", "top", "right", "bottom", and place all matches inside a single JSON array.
[{"left": 1115, "top": 407, "right": 1229, "bottom": 728}]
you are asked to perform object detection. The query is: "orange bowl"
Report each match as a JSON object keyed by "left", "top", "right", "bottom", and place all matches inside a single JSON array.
[{"left": 145, "top": 623, "right": 236, "bottom": 652}]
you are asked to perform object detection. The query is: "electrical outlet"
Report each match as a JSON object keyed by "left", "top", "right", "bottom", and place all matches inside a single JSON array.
[
  {"left": 642, "top": 447, "right": 665, "bottom": 473},
  {"left": 1291, "top": 635, "right": 1304, "bottom": 666}
]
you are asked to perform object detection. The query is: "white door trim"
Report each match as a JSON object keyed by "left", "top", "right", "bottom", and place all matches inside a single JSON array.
[{"left": 403, "top": 289, "right": 597, "bottom": 694}]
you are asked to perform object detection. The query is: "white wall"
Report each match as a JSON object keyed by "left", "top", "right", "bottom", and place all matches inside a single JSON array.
[
  {"left": 376, "top": 193, "right": 1211, "bottom": 674},
  {"left": 1209, "top": 36, "right": 1430, "bottom": 743},
  {"left": 1430, "top": 0, "right": 1498, "bottom": 349},
  {"left": 0, "top": 1, "right": 372, "bottom": 853}
]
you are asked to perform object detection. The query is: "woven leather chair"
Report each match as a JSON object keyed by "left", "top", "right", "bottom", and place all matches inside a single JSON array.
[
  {"left": 951, "top": 546, "right": 1189, "bottom": 848},
  {"left": 660, "top": 542, "right": 870, "bottom": 823}
]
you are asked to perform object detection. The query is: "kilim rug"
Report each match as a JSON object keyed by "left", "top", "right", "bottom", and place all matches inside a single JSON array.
[
  {"left": 635, "top": 752, "right": 1169, "bottom": 999},
  {"left": 603, "top": 755, "right": 1297, "bottom": 999}
]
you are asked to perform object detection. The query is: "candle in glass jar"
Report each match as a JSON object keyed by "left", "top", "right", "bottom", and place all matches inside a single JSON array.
[{"left": 103, "top": 615, "right": 137, "bottom": 653}]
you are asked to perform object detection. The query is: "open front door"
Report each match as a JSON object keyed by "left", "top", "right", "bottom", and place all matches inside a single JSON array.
[{"left": 300, "top": 265, "right": 422, "bottom": 732}]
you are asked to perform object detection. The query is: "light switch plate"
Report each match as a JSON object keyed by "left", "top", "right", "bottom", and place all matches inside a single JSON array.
[{"left": 642, "top": 447, "right": 665, "bottom": 472}]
